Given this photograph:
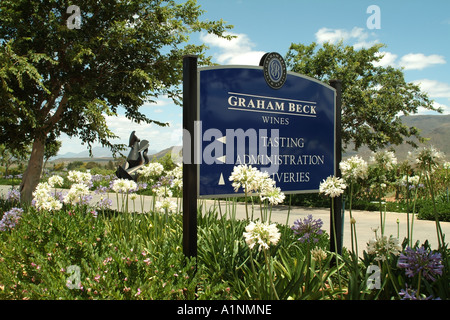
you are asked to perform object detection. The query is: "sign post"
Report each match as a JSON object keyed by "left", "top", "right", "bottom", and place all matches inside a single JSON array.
[
  {"left": 182, "top": 55, "right": 198, "bottom": 259},
  {"left": 329, "top": 79, "right": 343, "bottom": 255}
]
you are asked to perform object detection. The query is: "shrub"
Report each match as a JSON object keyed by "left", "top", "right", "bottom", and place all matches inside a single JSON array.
[
  {"left": 418, "top": 199, "right": 450, "bottom": 222},
  {"left": 0, "top": 206, "right": 230, "bottom": 300}
]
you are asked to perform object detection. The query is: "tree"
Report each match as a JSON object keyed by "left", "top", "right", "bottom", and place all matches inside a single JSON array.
[
  {"left": 285, "top": 42, "right": 439, "bottom": 152},
  {"left": 0, "top": 0, "right": 232, "bottom": 203},
  {"left": 0, "top": 144, "right": 30, "bottom": 178},
  {"left": 42, "top": 138, "right": 62, "bottom": 175}
]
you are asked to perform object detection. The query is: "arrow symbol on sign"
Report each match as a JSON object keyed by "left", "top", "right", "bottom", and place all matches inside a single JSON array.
[
  {"left": 216, "top": 155, "right": 226, "bottom": 163},
  {"left": 218, "top": 173, "right": 225, "bottom": 185},
  {"left": 217, "top": 136, "right": 226, "bottom": 144},
  {"left": 215, "top": 136, "right": 227, "bottom": 164}
]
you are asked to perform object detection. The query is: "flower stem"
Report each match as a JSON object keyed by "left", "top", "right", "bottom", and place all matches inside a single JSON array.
[
  {"left": 349, "top": 182, "right": 356, "bottom": 255},
  {"left": 425, "top": 165, "right": 444, "bottom": 249},
  {"left": 285, "top": 194, "right": 292, "bottom": 226},
  {"left": 248, "top": 249, "right": 262, "bottom": 299},
  {"left": 263, "top": 249, "right": 279, "bottom": 300},
  {"left": 384, "top": 260, "right": 401, "bottom": 300},
  {"left": 244, "top": 190, "right": 249, "bottom": 221},
  {"left": 416, "top": 272, "right": 422, "bottom": 299},
  {"left": 331, "top": 198, "right": 342, "bottom": 290},
  {"left": 409, "top": 173, "right": 422, "bottom": 247}
]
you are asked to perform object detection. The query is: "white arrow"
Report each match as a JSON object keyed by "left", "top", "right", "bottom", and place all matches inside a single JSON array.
[
  {"left": 218, "top": 173, "right": 225, "bottom": 185},
  {"left": 217, "top": 136, "right": 227, "bottom": 144},
  {"left": 216, "top": 155, "right": 226, "bottom": 163}
]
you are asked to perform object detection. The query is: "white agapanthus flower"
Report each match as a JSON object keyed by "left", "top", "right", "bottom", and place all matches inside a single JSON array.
[
  {"left": 370, "top": 150, "right": 397, "bottom": 171},
  {"left": 167, "top": 163, "right": 182, "bottom": 179},
  {"left": 67, "top": 170, "right": 92, "bottom": 185},
  {"left": 311, "top": 247, "right": 328, "bottom": 263},
  {"left": 408, "top": 145, "right": 445, "bottom": 171},
  {"left": 229, "top": 164, "right": 261, "bottom": 193},
  {"left": 243, "top": 221, "right": 281, "bottom": 251},
  {"left": 64, "top": 183, "right": 91, "bottom": 205},
  {"left": 155, "top": 198, "right": 178, "bottom": 213},
  {"left": 111, "top": 178, "right": 138, "bottom": 193},
  {"left": 48, "top": 175, "right": 64, "bottom": 188},
  {"left": 366, "top": 235, "right": 402, "bottom": 262},
  {"left": 33, "top": 182, "right": 51, "bottom": 199},
  {"left": 229, "top": 165, "right": 285, "bottom": 204},
  {"left": 319, "top": 176, "right": 347, "bottom": 198},
  {"left": 152, "top": 186, "right": 173, "bottom": 198},
  {"left": 260, "top": 186, "right": 286, "bottom": 205},
  {"left": 339, "top": 155, "right": 368, "bottom": 182},
  {"left": 399, "top": 175, "right": 421, "bottom": 187},
  {"left": 137, "top": 162, "right": 164, "bottom": 178},
  {"left": 171, "top": 178, "right": 183, "bottom": 191},
  {"left": 32, "top": 182, "right": 63, "bottom": 212},
  {"left": 41, "top": 197, "right": 63, "bottom": 211},
  {"left": 444, "top": 161, "right": 450, "bottom": 170}
]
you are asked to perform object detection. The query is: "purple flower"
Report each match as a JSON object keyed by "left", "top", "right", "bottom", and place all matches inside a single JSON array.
[
  {"left": 95, "top": 186, "right": 109, "bottom": 194},
  {"left": 137, "top": 182, "right": 148, "bottom": 190},
  {"left": 96, "top": 197, "right": 113, "bottom": 209},
  {"left": 0, "top": 207, "right": 24, "bottom": 231},
  {"left": 399, "top": 284, "right": 441, "bottom": 300},
  {"left": 6, "top": 189, "right": 20, "bottom": 202},
  {"left": 397, "top": 246, "right": 444, "bottom": 282},
  {"left": 79, "top": 194, "right": 93, "bottom": 206},
  {"left": 291, "top": 215, "right": 324, "bottom": 244}
]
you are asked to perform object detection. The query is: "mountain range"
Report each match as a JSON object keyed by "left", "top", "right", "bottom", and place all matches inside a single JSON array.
[
  {"left": 344, "top": 114, "right": 450, "bottom": 161},
  {"left": 55, "top": 146, "right": 158, "bottom": 160}
]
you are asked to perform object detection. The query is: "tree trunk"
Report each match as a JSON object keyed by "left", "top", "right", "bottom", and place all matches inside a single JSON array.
[{"left": 20, "top": 135, "right": 45, "bottom": 204}]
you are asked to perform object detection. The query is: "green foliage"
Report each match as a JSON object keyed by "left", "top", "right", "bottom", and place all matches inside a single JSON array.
[
  {"left": 66, "top": 161, "right": 85, "bottom": 171},
  {"left": 0, "top": 0, "right": 233, "bottom": 151},
  {"left": 196, "top": 209, "right": 337, "bottom": 300},
  {"left": 418, "top": 198, "right": 450, "bottom": 222},
  {"left": 0, "top": 206, "right": 230, "bottom": 300},
  {"left": 285, "top": 42, "right": 438, "bottom": 152}
]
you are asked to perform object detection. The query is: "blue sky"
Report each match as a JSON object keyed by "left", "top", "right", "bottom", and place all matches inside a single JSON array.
[{"left": 58, "top": 0, "right": 450, "bottom": 156}]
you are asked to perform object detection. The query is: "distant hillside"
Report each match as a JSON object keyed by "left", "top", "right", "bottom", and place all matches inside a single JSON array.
[
  {"left": 50, "top": 145, "right": 178, "bottom": 165},
  {"left": 344, "top": 114, "right": 450, "bottom": 161},
  {"left": 54, "top": 146, "right": 158, "bottom": 160},
  {"left": 149, "top": 146, "right": 182, "bottom": 161}
]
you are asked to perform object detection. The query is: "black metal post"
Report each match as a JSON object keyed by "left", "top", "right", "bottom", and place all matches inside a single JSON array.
[
  {"left": 329, "top": 79, "right": 343, "bottom": 256},
  {"left": 182, "top": 55, "right": 198, "bottom": 258}
]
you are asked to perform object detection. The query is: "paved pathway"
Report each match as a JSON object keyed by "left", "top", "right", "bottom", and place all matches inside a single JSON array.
[{"left": 2, "top": 184, "right": 449, "bottom": 256}]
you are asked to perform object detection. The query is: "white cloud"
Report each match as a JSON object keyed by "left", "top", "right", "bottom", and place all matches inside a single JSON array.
[
  {"left": 373, "top": 51, "right": 398, "bottom": 68},
  {"left": 315, "top": 27, "right": 379, "bottom": 49},
  {"left": 315, "top": 27, "right": 446, "bottom": 71},
  {"left": 399, "top": 53, "right": 446, "bottom": 70},
  {"left": 412, "top": 79, "right": 450, "bottom": 115},
  {"left": 143, "top": 95, "right": 173, "bottom": 108},
  {"left": 432, "top": 101, "right": 450, "bottom": 115},
  {"left": 200, "top": 32, "right": 265, "bottom": 65},
  {"left": 412, "top": 79, "right": 450, "bottom": 99},
  {"left": 373, "top": 52, "right": 446, "bottom": 71}
]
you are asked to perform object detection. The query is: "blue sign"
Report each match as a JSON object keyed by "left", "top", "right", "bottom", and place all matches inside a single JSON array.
[{"left": 197, "top": 65, "right": 336, "bottom": 198}]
